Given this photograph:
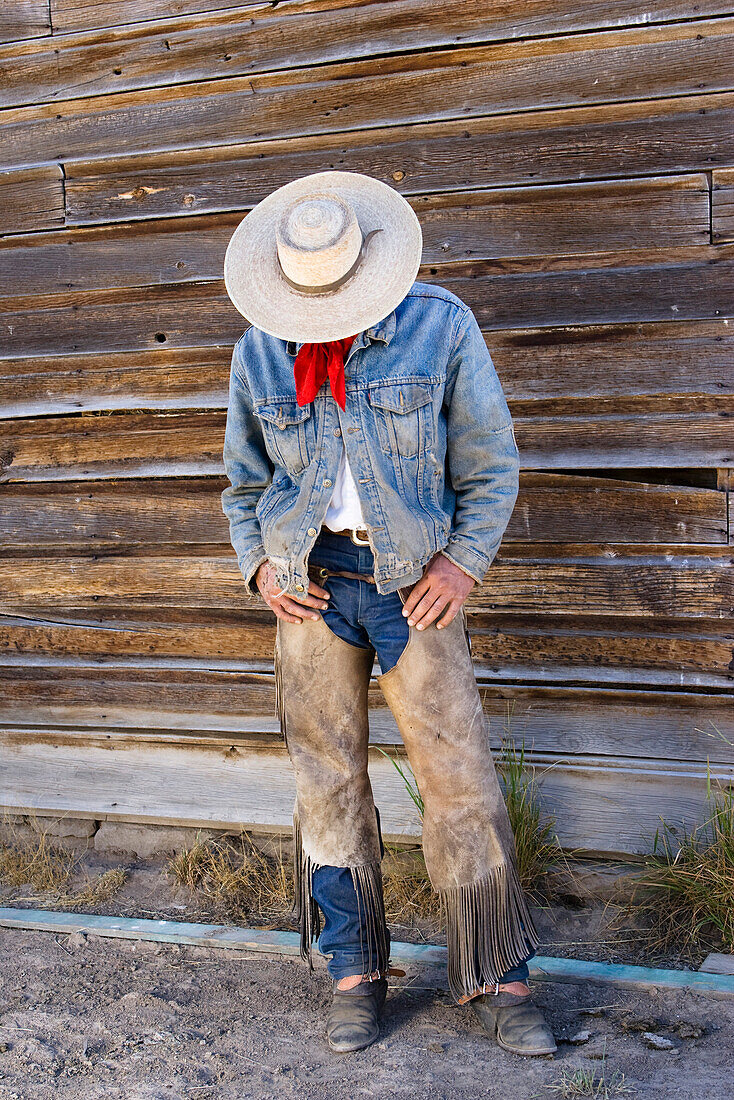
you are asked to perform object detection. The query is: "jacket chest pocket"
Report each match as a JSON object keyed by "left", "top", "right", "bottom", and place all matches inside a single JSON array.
[
  {"left": 368, "top": 382, "right": 434, "bottom": 459},
  {"left": 255, "top": 400, "right": 315, "bottom": 474}
]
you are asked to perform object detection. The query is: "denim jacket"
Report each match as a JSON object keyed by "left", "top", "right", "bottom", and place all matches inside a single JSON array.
[{"left": 221, "top": 280, "right": 519, "bottom": 598}]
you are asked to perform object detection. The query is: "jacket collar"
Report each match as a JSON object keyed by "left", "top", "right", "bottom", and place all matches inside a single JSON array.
[{"left": 284, "top": 308, "right": 397, "bottom": 356}]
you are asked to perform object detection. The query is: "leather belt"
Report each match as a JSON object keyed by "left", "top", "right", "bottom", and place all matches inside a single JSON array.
[
  {"left": 308, "top": 564, "right": 377, "bottom": 585},
  {"left": 325, "top": 526, "right": 371, "bottom": 546}
]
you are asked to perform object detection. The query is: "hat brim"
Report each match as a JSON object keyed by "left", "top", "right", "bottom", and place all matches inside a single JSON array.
[{"left": 223, "top": 170, "right": 423, "bottom": 343}]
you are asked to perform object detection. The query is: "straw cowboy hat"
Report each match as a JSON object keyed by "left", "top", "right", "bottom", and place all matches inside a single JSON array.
[{"left": 223, "top": 170, "right": 423, "bottom": 344}]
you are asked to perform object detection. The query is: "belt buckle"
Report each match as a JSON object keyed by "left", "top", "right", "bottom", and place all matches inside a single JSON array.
[{"left": 350, "top": 525, "right": 370, "bottom": 546}]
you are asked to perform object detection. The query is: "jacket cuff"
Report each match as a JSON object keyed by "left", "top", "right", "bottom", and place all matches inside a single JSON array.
[
  {"left": 239, "top": 548, "right": 269, "bottom": 596},
  {"left": 440, "top": 541, "right": 489, "bottom": 585}
]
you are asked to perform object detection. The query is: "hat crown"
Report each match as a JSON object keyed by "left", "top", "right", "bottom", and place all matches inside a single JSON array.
[{"left": 275, "top": 193, "right": 362, "bottom": 288}]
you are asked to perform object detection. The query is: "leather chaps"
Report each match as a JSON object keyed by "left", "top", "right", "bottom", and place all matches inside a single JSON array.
[{"left": 274, "top": 600, "right": 539, "bottom": 1002}]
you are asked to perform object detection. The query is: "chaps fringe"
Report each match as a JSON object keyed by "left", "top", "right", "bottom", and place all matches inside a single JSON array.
[
  {"left": 292, "top": 810, "right": 390, "bottom": 976},
  {"left": 439, "top": 860, "right": 540, "bottom": 1002}
]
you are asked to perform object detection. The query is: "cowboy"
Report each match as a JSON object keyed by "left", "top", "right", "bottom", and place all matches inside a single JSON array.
[{"left": 221, "top": 170, "right": 555, "bottom": 1057}]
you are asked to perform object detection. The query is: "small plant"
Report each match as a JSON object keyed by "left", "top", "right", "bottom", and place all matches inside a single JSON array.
[
  {"left": 545, "top": 1063, "right": 633, "bottom": 1098},
  {"left": 496, "top": 734, "right": 559, "bottom": 895},
  {"left": 634, "top": 774, "right": 734, "bottom": 957},
  {"left": 55, "top": 868, "right": 128, "bottom": 908},
  {"left": 0, "top": 810, "right": 84, "bottom": 891},
  {"left": 377, "top": 749, "right": 424, "bottom": 818},
  {"left": 546, "top": 1041, "right": 633, "bottom": 1098}
]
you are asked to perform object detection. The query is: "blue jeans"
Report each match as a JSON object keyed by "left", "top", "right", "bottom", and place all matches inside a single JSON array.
[{"left": 307, "top": 529, "right": 534, "bottom": 984}]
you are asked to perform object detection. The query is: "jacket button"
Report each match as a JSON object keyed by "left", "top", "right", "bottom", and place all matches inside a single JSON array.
[
  {"left": 295, "top": 583, "right": 304, "bottom": 592},
  {"left": 307, "top": 527, "right": 317, "bottom": 537},
  {"left": 333, "top": 427, "right": 342, "bottom": 437},
  {"left": 323, "top": 478, "right": 332, "bottom": 488}
]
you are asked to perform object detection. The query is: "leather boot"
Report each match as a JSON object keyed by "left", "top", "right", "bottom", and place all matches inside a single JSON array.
[
  {"left": 274, "top": 614, "right": 390, "bottom": 975},
  {"left": 470, "top": 989, "right": 557, "bottom": 1057},
  {"left": 377, "top": 596, "right": 539, "bottom": 1003},
  {"left": 325, "top": 976, "right": 388, "bottom": 1052}
]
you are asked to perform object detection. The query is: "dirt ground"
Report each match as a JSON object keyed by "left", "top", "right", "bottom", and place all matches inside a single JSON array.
[
  {"left": 1, "top": 924, "right": 733, "bottom": 1100},
  {"left": 2, "top": 844, "right": 733, "bottom": 1098}
]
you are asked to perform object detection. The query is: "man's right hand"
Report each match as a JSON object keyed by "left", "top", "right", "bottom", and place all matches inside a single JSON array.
[{"left": 255, "top": 560, "right": 330, "bottom": 624}]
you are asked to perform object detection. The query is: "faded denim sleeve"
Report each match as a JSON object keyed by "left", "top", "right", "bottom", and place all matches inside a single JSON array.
[
  {"left": 441, "top": 307, "right": 520, "bottom": 584},
  {"left": 221, "top": 334, "right": 273, "bottom": 594}
]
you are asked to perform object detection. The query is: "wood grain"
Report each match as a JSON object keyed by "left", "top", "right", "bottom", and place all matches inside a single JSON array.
[
  {"left": 2, "top": 320, "right": 731, "bottom": 420},
  {"left": 713, "top": 167, "right": 734, "bottom": 244},
  {"left": 3, "top": 400, "right": 731, "bottom": 478},
  {"left": 2, "top": 19, "right": 733, "bottom": 170},
  {"left": 0, "top": 0, "right": 50, "bottom": 44},
  {"left": 1, "top": 610, "right": 731, "bottom": 689},
  {"left": 0, "top": 176, "right": 710, "bottom": 298},
  {"left": 0, "top": 549, "right": 730, "bottom": 618},
  {"left": 6, "top": 1, "right": 732, "bottom": 106},
  {"left": 1, "top": 245, "right": 732, "bottom": 358},
  {"left": 2, "top": 726, "right": 731, "bottom": 854},
  {"left": 0, "top": 166, "right": 64, "bottom": 234},
  {"left": 0, "top": 664, "right": 731, "bottom": 764},
  {"left": 64, "top": 93, "right": 734, "bottom": 228},
  {"left": 0, "top": 474, "right": 726, "bottom": 549}
]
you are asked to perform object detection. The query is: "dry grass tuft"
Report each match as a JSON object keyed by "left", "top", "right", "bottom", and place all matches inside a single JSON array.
[
  {"left": 167, "top": 830, "right": 294, "bottom": 924},
  {"left": 0, "top": 811, "right": 83, "bottom": 892},
  {"left": 59, "top": 869, "right": 128, "bottom": 908},
  {"left": 0, "top": 810, "right": 127, "bottom": 908},
  {"left": 382, "top": 846, "right": 442, "bottom": 930}
]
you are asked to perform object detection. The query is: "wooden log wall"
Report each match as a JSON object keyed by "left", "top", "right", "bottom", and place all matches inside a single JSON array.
[{"left": 1, "top": 1, "right": 732, "bottom": 856}]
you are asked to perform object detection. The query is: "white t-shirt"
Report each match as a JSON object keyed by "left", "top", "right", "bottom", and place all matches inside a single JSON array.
[{"left": 323, "top": 444, "right": 365, "bottom": 531}]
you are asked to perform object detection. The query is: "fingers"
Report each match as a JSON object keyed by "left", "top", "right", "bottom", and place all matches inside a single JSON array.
[
  {"left": 435, "top": 598, "right": 462, "bottom": 629},
  {"left": 290, "top": 589, "right": 330, "bottom": 611},
  {"left": 307, "top": 579, "right": 331, "bottom": 601},
  {"left": 407, "top": 589, "right": 448, "bottom": 630},
  {"left": 268, "top": 600, "right": 303, "bottom": 624},
  {"left": 278, "top": 594, "right": 322, "bottom": 621},
  {"left": 401, "top": 577, "right": 430, "bottom": 618}
]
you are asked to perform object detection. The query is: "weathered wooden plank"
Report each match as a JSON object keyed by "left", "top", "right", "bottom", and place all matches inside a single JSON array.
[
  {"left": 713, "top": 167, "right": 734, "bottom": 244},
  {"left": 0, "top": 663, "right": 731, "bottom": 764},
  {"left": 2, "top": 726, "right": 731, "bottom": 854},
  {"left": 2, "top": 320, "right": 731, "bottom": 420},
  {"left": 0, "top": 549, "right": 730, "bottom": 618},
  {"left": 1, "top": 244, "right": 731, "bottom": 358},
  {"left": 50, "top": 0, "right": 284, "bottom": 35},
  {"left": 0, "top": 176, "right": 710, "bottom": 297},
  {"left": 2, "top": 19, "right": 733, "bottom": 171},
  {"left": 434, "top": 245, "right": 734, "bottom": 332},
  {"left": 7, "top": 2, "right": 732, "bottom": 106},
  {"left": 0, "top": 347, "right": 230, "bottom": 417},
  {"left": 514, "top": 403, "right": 734, "bottom": 469},
  {"left": 0, "top": 0, "right": 50, "bottom": 44},
  {"left": 0, "top": 474, "right": 727, "bottom": 549},
  {"left": 0, "top": 166, "right": 64, "bottom": 234},
  {"left": 0, "top": 610, "right": 731, "bottom": 689},
  {"left": 64, "top": 93, "right": 734, "bottom": 227},
  {"left": 490, "top": 319, "right": 734, "bottom": 399},
  {"left": 3, "top": 399, "right": 731, "bottom": 480}
]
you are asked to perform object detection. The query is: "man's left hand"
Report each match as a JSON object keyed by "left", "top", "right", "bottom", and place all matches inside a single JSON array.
[{"left": 401, "top": 552, "right": 476, "bottom": 630}]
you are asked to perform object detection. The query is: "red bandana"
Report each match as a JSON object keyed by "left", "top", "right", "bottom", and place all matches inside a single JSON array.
[{"left": 293, "top": 335, "right": 356, "bottom": 410}]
